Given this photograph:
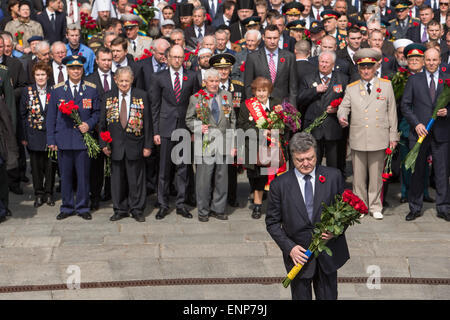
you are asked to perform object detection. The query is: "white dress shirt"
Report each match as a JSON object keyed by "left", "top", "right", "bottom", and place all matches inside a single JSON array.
[
  {"left": 294, "top": 167, "right": 316, "bottom": 200},
  {"left": 112, "top": 57, "right": 128, "bottom": 72},
  {"left": 311, "top": 6, "right": 324, "bottom": 20},
  {"left": 52, "top": 61, "right": 67, "bottom": 83},
  {"left": 119, "top": 89, "right": 131, "bottom": 120},
  {"left": 170, "top": 67, "right": 183, "bottom": 90},
  {"left": 69, "top": 80, "right": 80, "bottom": 97},
  {"left": 46, "top": 8, "right": 55, "bottom": 21},
  {"left": 37, "top": 85, "right": 47, "bottom": 110},
  {"left": 98, "top": 70, "right": 112, "bottom": 91}
]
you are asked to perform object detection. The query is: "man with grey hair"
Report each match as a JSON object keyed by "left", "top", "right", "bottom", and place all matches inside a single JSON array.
[
  {"left": 99, "top": 66, "right": 153, "bottom": 223},
  {"left": 26, "top": 40, "right": 51, "bottom": 84},
  {"left": 186, "top": 67, "right": 236, "bottom": 222},
  {"left": 231, "top": 29, "right": 261, "bottom": 82},
  {"left": 184, "top": 6, "right": 216, "bottom": 49},
  {"left": 51, "top": 41, "right": 68, "bottom": 84},
  {"left": 266, "top": 132, "right": 349, "bottom": 300},
  {"left": 138, "top": 38, "right": 170, "bottom": 90},
  {"left": 298, "top": 50, "right": 348, "bottom": 174}
]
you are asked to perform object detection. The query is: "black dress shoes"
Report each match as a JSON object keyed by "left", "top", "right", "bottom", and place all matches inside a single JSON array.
[
  {"left": 79, "top": 212, "right": 92, "bottom": 220},
  {"left": 198, "top": 215, "right": 209, "bottom": 222},
  {"left": 176, "top": 207, "right": 193, "bottom": 219},
  {"left": 109, "top": 212, "right": 129, "bottom": 221},
  {"left": 155, "top": 208, "right": 169, "bottom": 220},
  {"left": 437, "top": 211, "right": 450, "bottom": 221},
  {"left": 405, "top": 211, "right": 422, "bottom": 221},
  {"left": 228, "top": 200, "right": 240, "bottom": 208},
  {"left": 423, "top": 196, "right": 435, "bottom": 203},
  {"left": 132, "top": 212, "right": 145, "bottom": 222},
  {"left": 57, "top": 212, "right": 74, "bottom": 220},
  {"left": 209, "top": 211, "right": 228, "bottom": 220},
  {"left": 46, "top": 194, "right": 55, "bottom": 206},
  {"left": 251, "top": 205, "right": 262, "bottom": 219},
  {"left": 9, "top": 186, "right": 23, "bottom": 195},
  {"left": 34, "top": 196, "right": 44, "bottom": 208},
  {"left": 400, "top": 197, "right": 408, "bottom": 203}
]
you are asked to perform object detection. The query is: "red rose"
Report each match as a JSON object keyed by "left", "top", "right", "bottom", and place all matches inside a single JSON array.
[
  {"left": 183, "top": 76, "right": 188, "bottom": 81},
  {"left": 283, "top": 43, "right": 288, "bottom": 48},
  {"left": 206, "top": 13, "right": 212, "bottom": 23},
  {"left": 385, "top": 148, "right": 392, "bottom": 155},
  {"left": 171, "top": 3, "right": 177, "bottom": 11},
  {"left": 384, "top": 57, "right": 389, "bottom": 62},
  {"left": 382, "top": 173, "right": 390, "bottom": 179},
  {"left": 318, "top": 175, "right": 326, "bottom": 183},
  {"left": 184, "top": 52, "right": 191, "bottom": 61},
  {"left": 100, "top": 131, "right": 113, "bottom": 144},
  {"left": 442, "top": 67, "right": 447, "bottom": 72},
  {"left": 445, "top": 79, "right": 450, "bottom": 87},
  {"left": 240, "top": 61, "right": 245, "bottom": 72},
  {"left": 77, "top": 2, "right": 81, "bottom": 6},
  {"left": 398, "top": 67, "right": 408, "bottom": 73},
  {"left": 280, "top": 58, "right": 285, "bottom": 63},
  {"left": 330, "top": 97, "right": 342, "bottom": 108},
  {"left": 137, "top": 0, "right": 143, "bottom": 4}
]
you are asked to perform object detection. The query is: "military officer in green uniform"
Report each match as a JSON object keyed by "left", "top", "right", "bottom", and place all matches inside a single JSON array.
[{"left": 388, "top": 0, "right": 420, "bottom": 41}]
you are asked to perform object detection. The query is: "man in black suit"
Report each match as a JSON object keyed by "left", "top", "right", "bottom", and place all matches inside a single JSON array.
[
  {"left": 336, "top": 26, "right": 362, "bottom": 81},
  {"left": 230, "top": 0, "right": 255, "bottom": 43},
  {"left": 151, "top": 45, "right": 200, "bottom": 220},
  {"left": 244, "top": 25, "right": 298, "bottom": 105},
  {"left": 110, "top": 37, "right": 142, "bottom": 89},
  {"left": 298, "top": 51, "right": 349, "bottom": 173},
  {"left": 85, "top": 47, "right": 116, "bottom": 211},
  {"left": 295, "top": 40, "right": 316, "bottom": 84},
  {"left": 400, "top": 47, "right": 450, "bottom": 221},
  {"left": 368, "top": 30, "right": 396, "bottom": 77},
  {"left": 184, "top": 6, "right": 216, "bottom": 49},
  {"left": 270, "top": 13, "right": 297, "bottom": 53},
  {"left": 99, "top": 66, "right": 153, "bottom": 222},
  {"left": 35, "top": 0, "right": 66, "bottom": 44},
  {"left": 406, "top": 5, "right": 435, "bottom": 43},
  {"left": 266, "top": 132, "right": 350, "bottom": 300}
]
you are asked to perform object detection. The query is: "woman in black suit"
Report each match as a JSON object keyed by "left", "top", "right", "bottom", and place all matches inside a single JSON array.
[
  {"left": 20, "top": 61, "right": 56, "bottom": 207},
  {"left": 237, "top": 77, "right": 287, "bottom": 219}
]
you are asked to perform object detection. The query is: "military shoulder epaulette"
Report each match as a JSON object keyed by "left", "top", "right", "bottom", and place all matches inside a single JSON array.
[
  {"left": 54, "top": 82, "right": 65, "bottom": 88},
  {"left": 231, "top": 79, "right": 244, "bottom": 86},
  {"left": 0, "top": 64, "right": 8, "bottom": 70},
  {"left": 379, "top": 77, "right": 391, "bottom": 82},
  {"left": 84, "top": 81, "right": 96, "bottom": 88},
  {"left": 389, "top": 18, "right": 396, "bottom": 23},
  {"left": 348, "top": 80, "right": 360, "bottom": 87}
]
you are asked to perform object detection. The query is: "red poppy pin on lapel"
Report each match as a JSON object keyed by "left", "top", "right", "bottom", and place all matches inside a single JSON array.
[
  {"left": 384, "top": 57, "right": 389, "bottom": 62},
  {"left": 319, "top": 175, "right": 326, "bottom": 183},
  {"left": 280, "top": 58, "right": 285, "bottom": 63},
  {"left": 183, "top": 76, "right": 188, "bottom": 81},
  {"left": 283, "top": 43, "right": 288, "bottom": 48},
  {"left": 442, "top": 67, "right": 447, "bottom": 72},
  {"left": 439, "top": 79, "right": 443, "bottom": 84}
]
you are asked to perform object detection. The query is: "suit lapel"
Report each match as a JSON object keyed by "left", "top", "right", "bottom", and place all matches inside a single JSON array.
[{"left": 421, "top": 72, "right": 433, "bottom": 103}]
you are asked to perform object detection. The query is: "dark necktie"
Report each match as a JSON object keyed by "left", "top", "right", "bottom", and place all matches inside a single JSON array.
[
  {"left": 58, "top": 65, "right": 64, "bottom": 83},
  {"left": 120, "top": 93, "right": 128, "bottom": 129},
  {"left": 210, "top": 0, "right": 215, "bottom": 19},
  {"left": 322, "top": 76, "right": 330, "bottom": 85},
  {"left": 211, "top": 96, "right": 220, "bottom": 123},
  {"left": 174, "top": 72, "right": 181, "bottom": 102},
  {"left": 73, "top": 85, "right": 78, "bottom": 97},
  {"left": 429, "top": 74, "right": 436, "bottom": 102},
  {"left": 132, "top": 40, "right": 136, "bottom": 52},
  {"left": 197, "top": 27, "right": 203, "bottom": 40},
  {"left": 304, "top": 174, "right": 313, "bottom": 222},
  {"left": 366, "top": 82, "right": 371, "bottom": 95},
  {"left": 103, "top": 74, "right": 110, "bottom": 92},
  {"left": 221, "top": 84, "right": 226, "bottom": 91},
  {"left": 50, "top": 13, "right": 56, "bottom": 31}
]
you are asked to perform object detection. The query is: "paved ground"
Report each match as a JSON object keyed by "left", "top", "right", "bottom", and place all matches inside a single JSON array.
[{"left": 0, "top": 173, "right": 449, "bottom": 300}]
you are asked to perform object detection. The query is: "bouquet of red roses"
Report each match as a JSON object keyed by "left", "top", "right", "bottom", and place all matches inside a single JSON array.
[
  {"left": 282, "top": 189, "right": 368, "bottom": 288},
  {"left": 382, "top": 147, "right": 394, "bottom": 182},
  {"left": 194, "top": 89, "right": 214, "bottom": 151},
  {"left": 304, "top": 97, "right": 342, "bottom": 133},
  {"left": 80, "top": 12, "right": 101, "bottom": 43},
  {"left": 100, "top": 131, "right": 113, "bottom": 177},
  {"left": 59, "top": 100, "right": 100, "bottom": 158}
]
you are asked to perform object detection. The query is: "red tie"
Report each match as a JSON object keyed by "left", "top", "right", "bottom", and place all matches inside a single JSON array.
[
  {"left": 174, "top": 72, "right": 181, "bottom": 103},
  {"left": 317, "top": 10, "right": 321, "bottom": 20}
]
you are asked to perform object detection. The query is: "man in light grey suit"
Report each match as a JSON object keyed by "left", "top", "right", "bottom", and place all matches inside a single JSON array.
[{"left": 186, "top": 67, "right": 236, "bottom": 222}]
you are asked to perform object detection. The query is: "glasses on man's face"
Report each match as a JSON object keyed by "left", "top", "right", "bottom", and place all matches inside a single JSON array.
[
  {"left": 440, "top": 2, "right": 449, "bottom": 6},
  {"left": 169, "top": 56, "right": 184, "bottom": 60}
]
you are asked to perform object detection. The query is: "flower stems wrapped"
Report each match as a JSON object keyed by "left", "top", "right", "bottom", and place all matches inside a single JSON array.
[{"left": 282, "top": 189, "right": 368, "bottom": 288}]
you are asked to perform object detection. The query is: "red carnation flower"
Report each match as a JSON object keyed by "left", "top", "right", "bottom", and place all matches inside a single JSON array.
[
  {"left": 376, "top": 88, "right": 381, "bottom": 93},
  {"left": 398, "top": 67, "right": 408, "bottom": 73},
  {"left": 240, "top": 61, "right": 245, "bottom": 72},
  {"left": 283, "top": 43, "right": 288, "bottom": 48},
  {"left": 280, "top": 58, "right": 285, "bottom": 63},
  {"left": 385, "top": 148, "right": 392, "bottom": 155},
  {"left": 413, "top": 22, "right": 419, "bottom": 26},
  {"left": 318, "top": 175, "right": 326, "bottom": 183},
  {"left": 330, "top": 97, "right": 342, "bottom": 108},
  {"left": 100, "top": 131, "right": 113, "bottom": 144},
  {"left": 384, "top": 57, "right": 389, "bottom": 62},
  {"left": 137, "top": 0, "right": 143, "bottom": 4},
  {"left": 382, "top": 173, "right": 390, "bottom": 180}
]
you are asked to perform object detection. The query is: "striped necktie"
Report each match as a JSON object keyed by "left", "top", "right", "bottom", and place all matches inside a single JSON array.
[
  {"left": 174, "top": 72, "right": 181, "bottom": 102},
  {"left": 268, "top": 53, "right": 276, "bottom": 83}
]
